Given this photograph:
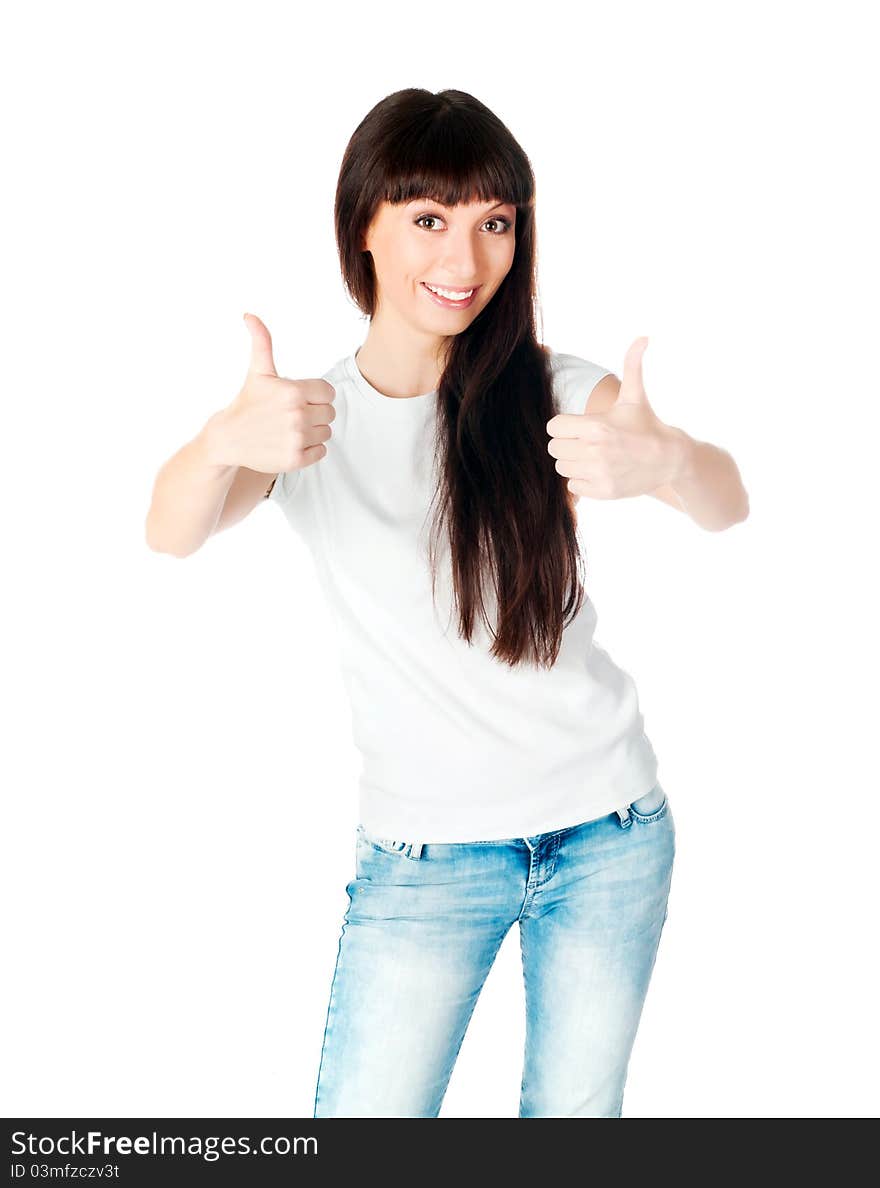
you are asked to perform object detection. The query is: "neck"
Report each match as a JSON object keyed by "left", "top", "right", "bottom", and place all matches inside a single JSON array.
[{"left": 355, "top": 308, "right": 449, "bottom": 399}]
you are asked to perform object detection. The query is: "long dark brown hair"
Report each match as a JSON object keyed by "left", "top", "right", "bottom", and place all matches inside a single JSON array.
[{"left": 334, "top": 88, "right": 586, "bottom": 669}]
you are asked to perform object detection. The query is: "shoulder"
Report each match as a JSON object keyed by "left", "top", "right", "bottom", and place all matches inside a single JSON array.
[
  {"left": 543, "top": 346, "right": 619, "bottom": 416},
  {"left": 322, "top": 355, "right": 351, "bottom": 393}
]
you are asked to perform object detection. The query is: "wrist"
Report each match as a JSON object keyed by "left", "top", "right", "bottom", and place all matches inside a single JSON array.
[
  {"left": 196, "top": 409, "right": 239, "bottom": 474},
  {"left": 663, "top": 424, "right": 697, "bottom": 485}
]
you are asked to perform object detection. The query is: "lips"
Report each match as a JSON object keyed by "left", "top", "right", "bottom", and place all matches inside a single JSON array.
[{"left": 420, "top": 282, "right": 481, "bottom": 309}]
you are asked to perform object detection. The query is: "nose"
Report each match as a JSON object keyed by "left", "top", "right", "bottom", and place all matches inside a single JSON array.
[{"left": 436, "top": 228, "right": 481, "bottom": 280}]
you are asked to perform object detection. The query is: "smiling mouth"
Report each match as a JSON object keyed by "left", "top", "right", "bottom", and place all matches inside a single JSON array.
[{"left": 420, "top": 282, "right": 481, "bottom": 307}]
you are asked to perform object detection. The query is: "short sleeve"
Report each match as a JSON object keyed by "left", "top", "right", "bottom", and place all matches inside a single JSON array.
[
  {"left": 265, "top": 467, "right": 303, "bottom": 509},
  {"left": 547, "top": 350, "right": 614, "bottom": 416}
]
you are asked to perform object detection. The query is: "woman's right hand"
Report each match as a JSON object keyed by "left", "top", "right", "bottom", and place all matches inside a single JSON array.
[{"left": 205, "top": 313, "right": 336, "bottom": 474}]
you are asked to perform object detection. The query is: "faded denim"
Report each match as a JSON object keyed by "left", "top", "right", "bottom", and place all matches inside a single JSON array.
[{"left": 313, "top": 781, "right": 675, "bottom": 1117}]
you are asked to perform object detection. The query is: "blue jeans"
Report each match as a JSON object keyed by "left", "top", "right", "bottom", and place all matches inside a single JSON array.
[{"left": 313, "top": 781, "right": 675, "bottom": 1117}]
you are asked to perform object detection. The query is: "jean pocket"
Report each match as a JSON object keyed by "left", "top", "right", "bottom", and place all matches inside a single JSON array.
[
  {"left": 628, "top": 782, "right": 669, "bottom": 823},
  {"left": 356, "top": 824, "right": 409, "bottom": 855}
]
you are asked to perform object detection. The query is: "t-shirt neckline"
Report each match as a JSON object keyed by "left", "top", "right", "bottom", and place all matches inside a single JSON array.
[{"left": 347, "top": 350, "right": 438, "bottom": 406}]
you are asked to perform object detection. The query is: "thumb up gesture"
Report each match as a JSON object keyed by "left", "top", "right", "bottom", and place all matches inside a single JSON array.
[
  {"left": 208, "top": 313, "right": 336, "bottom": 474},
  {"left": 546, "top": 337, "right": 682, "bottom": 500}
]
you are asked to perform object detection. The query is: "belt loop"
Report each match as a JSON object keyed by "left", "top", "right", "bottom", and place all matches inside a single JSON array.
[
  {"left": 616, "top": 806, "right": 632, "bottom": 828},
  {"left": 409, "top": 841, "right": 423, "bottom": 860}
]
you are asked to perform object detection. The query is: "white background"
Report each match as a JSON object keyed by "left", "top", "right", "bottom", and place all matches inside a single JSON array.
[{"left": 3, "top": 0, "right": 877, "bottom": 1119}]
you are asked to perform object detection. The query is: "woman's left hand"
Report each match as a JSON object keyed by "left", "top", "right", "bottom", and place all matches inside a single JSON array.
[{"left": 546, "top": 337, "right": 685, "bottom": 500}]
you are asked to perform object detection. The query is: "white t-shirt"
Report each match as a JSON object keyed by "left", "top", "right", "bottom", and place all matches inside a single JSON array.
[{"left": 268, "top": 347, "right": 659, "bottom": 843}]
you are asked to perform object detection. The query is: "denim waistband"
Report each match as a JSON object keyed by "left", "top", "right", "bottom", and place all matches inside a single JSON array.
[{"left": 357, "top": 784, "right": 668, "bottom": 861}]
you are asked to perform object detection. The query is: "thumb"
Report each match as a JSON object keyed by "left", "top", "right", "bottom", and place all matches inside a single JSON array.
[
  {"left": 243, "top": 312, "right": 278, "bottom": 377},
  {"left": 614, "top": 335, "right": 649, "bottom": 404}
]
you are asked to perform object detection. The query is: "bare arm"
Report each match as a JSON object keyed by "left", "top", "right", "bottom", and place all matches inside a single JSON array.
[
  {"left": 144, "top": 312, "right": 334, "bottom": 558},
  {"left": 144, "top": 411, "right": 272, "bottom": 558},
  {"left": 213, "top": 459, "right": 278, "bottom": 533}
]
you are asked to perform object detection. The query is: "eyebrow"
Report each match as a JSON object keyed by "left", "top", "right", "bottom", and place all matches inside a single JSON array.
[{"left": 408, "top": 198, "right": 512, "bottom": 212}]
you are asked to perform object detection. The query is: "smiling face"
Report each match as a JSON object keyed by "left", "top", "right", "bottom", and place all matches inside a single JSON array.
[{"left": 361, "top": 195, "right": 517, "bottom": 336}]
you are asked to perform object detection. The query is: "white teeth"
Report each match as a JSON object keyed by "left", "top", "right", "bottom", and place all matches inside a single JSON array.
[{"left": 424, "top": 283, "right": 475, "bottom": 300}]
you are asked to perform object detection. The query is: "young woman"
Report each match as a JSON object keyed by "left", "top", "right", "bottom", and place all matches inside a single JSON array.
[{"left": 146, "top": 88, "right": 747, "bottom": 1118}]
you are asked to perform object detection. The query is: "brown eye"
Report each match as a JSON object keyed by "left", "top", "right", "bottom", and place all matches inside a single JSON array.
[{"left": 414, "top": 213, "right": 513, "bottom": 233}]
